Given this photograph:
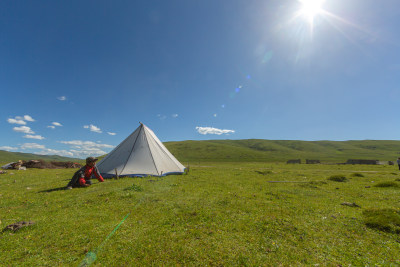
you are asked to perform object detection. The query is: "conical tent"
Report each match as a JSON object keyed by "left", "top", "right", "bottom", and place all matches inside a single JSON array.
[{"left": 97, "top": 123, "right": 185, "bottom": 177}]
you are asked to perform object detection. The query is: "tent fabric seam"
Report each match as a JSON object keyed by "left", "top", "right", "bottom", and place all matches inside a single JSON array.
[
  {"left": 120, "top": 124, "right": 142, "bottom": 175},
  {"left": 143, "top": 127, "right": 160, "bottom": 175}
]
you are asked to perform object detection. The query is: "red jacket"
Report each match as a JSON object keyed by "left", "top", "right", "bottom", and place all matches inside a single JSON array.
[
  {"left": 77, "top": 165, "right": 104, "bottom": 186},
  {"left": 67, "top": 165, "right": 104, "bottom": 188}
]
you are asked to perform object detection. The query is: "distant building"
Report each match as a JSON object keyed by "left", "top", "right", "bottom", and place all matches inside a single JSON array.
[
  {"left": 306, "top": 159, "right": 321, "bottom": 164},
  {"left": 346, "top": 159, "right": 379, "bottom": 165},
  {"left": 287, "top": 159, "right": 301, "bottom": 164}
]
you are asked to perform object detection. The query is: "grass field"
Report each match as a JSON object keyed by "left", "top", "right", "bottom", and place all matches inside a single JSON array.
[{"left": 1, "top": 162, "right": 400, "bottom": 266}]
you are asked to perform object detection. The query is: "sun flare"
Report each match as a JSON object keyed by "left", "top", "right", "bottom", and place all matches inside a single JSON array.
[{"left": 298, "top": 0, "right": 324, "bottom": 22}]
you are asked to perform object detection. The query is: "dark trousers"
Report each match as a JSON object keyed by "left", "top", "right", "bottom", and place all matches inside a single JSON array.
[{"left": 67, "top": 175, "right": 92, "bottom": 187}]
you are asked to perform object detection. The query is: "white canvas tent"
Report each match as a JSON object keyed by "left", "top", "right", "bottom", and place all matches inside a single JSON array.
[{"left": 97, "top": 123, "right": 185, "bottom": 177}]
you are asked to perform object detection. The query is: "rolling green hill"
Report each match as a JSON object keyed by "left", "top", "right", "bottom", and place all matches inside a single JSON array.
[
  {"left": 3, "top": 139, "right": 400, "bottom": 164},
  {"left": 164, "top": 139, "right": 400, "bottom": 163},
  {"left": 0, "top": 150, "right": 81, "bottom": 164}
]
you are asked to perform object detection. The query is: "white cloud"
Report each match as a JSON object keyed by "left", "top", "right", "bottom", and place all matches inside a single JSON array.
[
  {"left": 52, "top": 122, "right": 62, "bottom": 127},
  {"left": 21, "top": 143, "right": 46, "bottom": 150},
  {"left": 47, "top": 126, "right": 56, "bottom": 129},
  {"left": 59, "top": 140, "right": 113, "bottom": 148},
  {"left": 21, "top": 144, "right": 74, "bottom": 158},
  {"left": 24, "top": 134, "right": 45, "bottom": 140},
  {"left": 60, "top": 140, "right": 114, "bottom": 158},
  {"left": 7, "top": 115, "right": 35, "bottom": 125},
  {"left": 172, "top": 114, "right": 178, "bottom": 118},
  {"left": 35, "top": 148, "right": 73, "bottom": 157},
  {"left": 57, "top": 96, "right": 66, "bottom": 101},
  {"left": 157, "top": 114, "right": 167, "bottom": 120},
  {"left": 83, "top": 124, "right": 102, "bottom": 133},
  {"left": 24, "top": 115, "right": 35, "bottom": 122},
  {"left": 0, "top": 146, "right": 18, "bottom": 151},
  {"left": 195, "top": 126, "right": 235, "bottom": 135},
  {"left": 13, "top": 126, "right": 34, "bottom": 134},
  {"left": 70, "top": 148, "right": 106, "bottom": 158},
  {"left": 7, "top": 118, "right": 27, "bottom": 125},
  {"left": 107, "top": 132, "right": 116, "bottom": 136}
]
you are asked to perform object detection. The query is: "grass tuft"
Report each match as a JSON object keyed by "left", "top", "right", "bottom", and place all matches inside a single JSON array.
[
  {"left": 327, "top": 175, "right": 348, "bottom": 182},
  {"left": 124, "top": 184, "right": 143, "bottom": 191},
  {"left": 363, "top": 208, "right": 400, "bottom": 234},
  {"left": 351, "top": 173, "right": 365, "bottom": 177},
  {"left": 374, "top": 181, "right": 399, "bottom": 188},
  {"left": 395, "top": 178, "right": 400, "bottom": 181},
  {"left": 255, "top": 170, "right": 272, "bottom": 175}
]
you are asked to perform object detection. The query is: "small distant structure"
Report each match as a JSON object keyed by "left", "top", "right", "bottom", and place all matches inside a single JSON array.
[
  {"left": 388, "top": 161, "right": 394, "bottom": 165},
  {"left": 287, "top": 159, "right": 301, "bottom": 164},
  {"left": 306, "top": 159, "right": 321, "bottom": 164},
  {"left": 346, "top": 159, "right": 379, "bottom": 165}
]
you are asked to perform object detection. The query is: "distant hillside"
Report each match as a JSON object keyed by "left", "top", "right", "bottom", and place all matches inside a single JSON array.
[
  {"left": 5, "top": 139, "right": 399, "bottom": 165},
  {"left": 164, "top": 139, "right": 400, "bottom": 163},
  {"left": 0, "top": 150, "right": 81, "bottom": 163}
]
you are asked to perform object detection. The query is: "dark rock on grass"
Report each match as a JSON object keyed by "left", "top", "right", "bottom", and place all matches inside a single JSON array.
[
  {"left": 374, "top": 181, "right": 399, "bottom": 188},
  {"left": 341, "top": 202, "right": 361, "bottom": 208},
  {"left": 363, "top": 208, "right": 400, "bottom": 234},
  {"left": 351, "top": 173, "right": 365, "bottom": 177},
  {"left": 328, "top": 175, "right": 348, "bottom": 182},
  {"left": 2, "top": 221, "right": 35, "bottom": 232},
  {"left": 255, "top": 170, "right": 272, "bottom": 175}
]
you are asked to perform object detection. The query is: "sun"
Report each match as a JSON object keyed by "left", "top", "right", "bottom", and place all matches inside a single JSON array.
[{"left": 298, "top": 0, "right": 325, "bottom": 22}]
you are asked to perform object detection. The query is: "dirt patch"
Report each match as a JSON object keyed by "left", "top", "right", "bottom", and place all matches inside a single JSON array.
[
  {"left": 341, "top": 202, "right": 361, "bottom": 208},
  {"left": 2, "top": 221, "right": 35, "bottom": 232},
  {"left": 22, "top": 160, "right": 81, "bottom": 169}
]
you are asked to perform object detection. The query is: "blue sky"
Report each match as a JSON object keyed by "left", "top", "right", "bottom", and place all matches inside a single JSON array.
[{"left": 1, "top": 0, "right": 400, "bottom": 158}]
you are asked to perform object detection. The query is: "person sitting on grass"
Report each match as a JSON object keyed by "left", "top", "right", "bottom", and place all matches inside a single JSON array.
[{"left": 66, "top": 157, "right": 104, "bottom": 189}]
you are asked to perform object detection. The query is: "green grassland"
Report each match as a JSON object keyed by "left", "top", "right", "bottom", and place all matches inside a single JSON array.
[
  {"left": 165, "top": 139, "right": 400, "bottom": 163},
  {"left": 0, "top": 150, "right": 81, "bottom": 163},
  {"left": 1, "top": 163, "right": 400, "bottom": 265},
  {"left": 3, "top": 139, "right": 400, "bottom": 164}
]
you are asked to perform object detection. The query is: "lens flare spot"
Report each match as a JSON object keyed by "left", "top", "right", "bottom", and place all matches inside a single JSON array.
[{"left": 262, "top": 51, "right": 274, "bottom": 64}]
